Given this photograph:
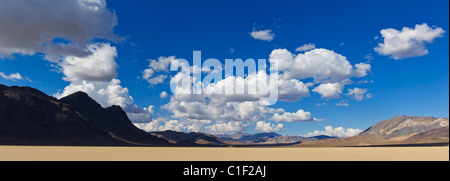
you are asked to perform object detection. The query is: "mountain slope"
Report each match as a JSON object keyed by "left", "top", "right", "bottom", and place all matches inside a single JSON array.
[
  {"left": 0, "top": 84, "right": 171, "bottom": 146},
  {"left": 358, "top": 116, "right": 449, "bottom": 139}
]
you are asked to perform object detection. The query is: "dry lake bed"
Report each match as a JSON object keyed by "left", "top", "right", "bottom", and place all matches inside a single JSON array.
[{"left": 0, "top": 146, "right": 448, "bottom": 161}]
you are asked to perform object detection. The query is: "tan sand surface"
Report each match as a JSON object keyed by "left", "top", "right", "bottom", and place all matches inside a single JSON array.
[{"left": 0, "top": 146, "right": 448, "bottom": 161}]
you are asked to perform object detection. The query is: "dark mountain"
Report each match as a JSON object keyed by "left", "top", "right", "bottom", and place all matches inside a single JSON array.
[
  {"left": 0, "top": 84, "right": 172, "bottom": 146},
  {"left": 150, "top": 130, "right": 227, "bottom": 146},
  {"left": 239, "top": 132, "right": 281, "bottom": 142}
]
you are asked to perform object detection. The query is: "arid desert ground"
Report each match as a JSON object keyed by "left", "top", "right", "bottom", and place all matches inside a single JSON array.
[{"left": 0, "top": 146, "right": 448, "bottom": 161}]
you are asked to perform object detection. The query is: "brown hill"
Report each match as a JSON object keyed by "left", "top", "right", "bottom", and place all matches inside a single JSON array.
[{"left": 0, "top": 84, "right": 172, "bottom": 146}]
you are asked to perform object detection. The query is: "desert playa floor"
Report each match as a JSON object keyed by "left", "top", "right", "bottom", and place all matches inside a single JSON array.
[{"left": 0, "top": 146, "right": 448, "bottom": 161}]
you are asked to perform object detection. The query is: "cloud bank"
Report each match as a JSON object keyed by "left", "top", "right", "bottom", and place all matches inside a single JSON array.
[
  {"left": 138, "top": 46, "right": 371, "bottom": 134},
  {"left": 0, "top": 0, "right": 121, "bottom": 58}
]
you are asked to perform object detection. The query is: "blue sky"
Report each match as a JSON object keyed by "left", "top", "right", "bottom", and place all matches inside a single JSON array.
[{"left": 0, "top": 0, "right": 448, "bottom": 136}]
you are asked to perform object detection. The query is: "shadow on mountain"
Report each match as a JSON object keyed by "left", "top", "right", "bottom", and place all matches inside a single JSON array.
[{"left": 150, "top": 130, "right": 227, "bottom": 146}]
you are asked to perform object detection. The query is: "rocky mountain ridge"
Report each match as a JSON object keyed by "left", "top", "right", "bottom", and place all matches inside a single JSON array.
[{"left": 0, "top": 84, "right": 171, "bottom": 146}]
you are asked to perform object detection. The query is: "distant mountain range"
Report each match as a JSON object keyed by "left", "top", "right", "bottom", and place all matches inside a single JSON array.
[
  {"left": 215, "top": 132, "right": 336, "bottom": 144},
  {"left": 0, "top": 84, "right": 448, "bottom": 147}
]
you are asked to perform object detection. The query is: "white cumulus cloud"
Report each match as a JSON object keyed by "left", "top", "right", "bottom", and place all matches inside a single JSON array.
[
  {"left": 271, "top": 109, "right": 320, "bottom": 122},
  {"left": 335, "top": 100, "right": 349, "bottom": 107},
  {"left": 138, "top": 45, "right": 372, "bottom": 134},
  {"left": 306, "top": 126, "right": 362, "bottom": 138},
  {"left": 346, "top": 87, "right": 372, "bottom": 101},
  {"left": 254, "top": 121, "right": 284, "bottom": 133},
  {"left": 60, "top": 43, "right": 118, "bottom": 82},
  {"left": 162, "top": 64, "right": 321, "bottom": 127},
  {"left": 0, "top": 72, "right": 23, "bottom": 81},
  {"left": 295, "top": 43, "right": 316, "bottom": 52},
  {"left": 269, "top": 48, "right": 370, "bottom": 82},
  {"left": 312, "top": 82, "right": 345, "bottom": 99},
  {"left": 374, "top": 23, "right": 445, "bottom": 60},
  {"left": 159, "top": 91, "right": 168, "bottom": 99},
  {"left": 141, "top": 56, "right": 175, "bottom": 85},
  {"left": 250, "top": 29, "right": 275, "bottom": 42}
]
